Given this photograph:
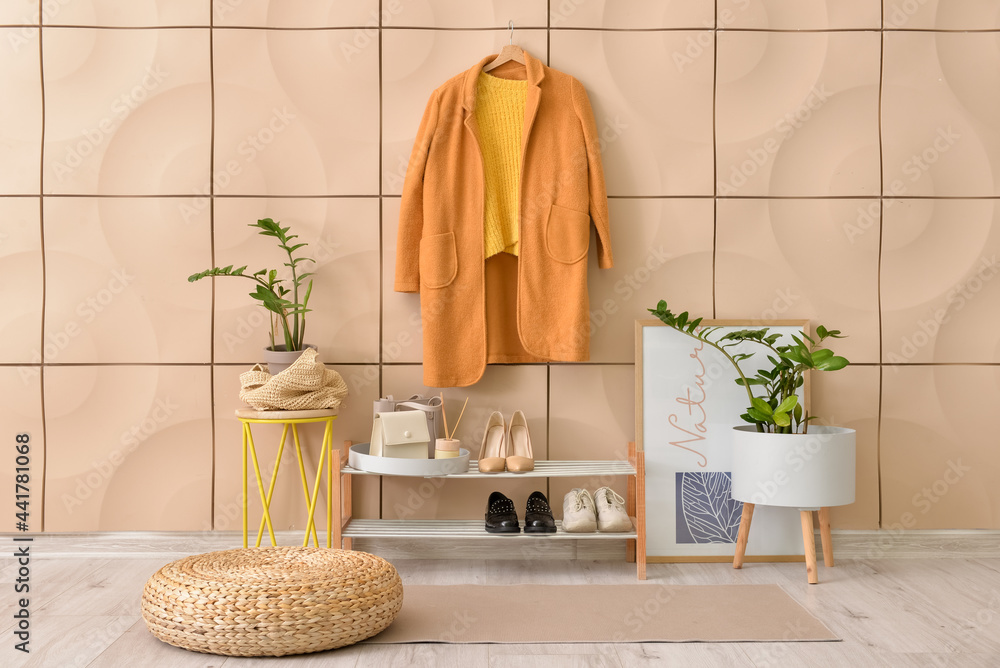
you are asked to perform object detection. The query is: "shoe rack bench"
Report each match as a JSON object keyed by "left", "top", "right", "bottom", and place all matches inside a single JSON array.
[{"left": 330, "top": 442, "right": 646, "bottom": 580}]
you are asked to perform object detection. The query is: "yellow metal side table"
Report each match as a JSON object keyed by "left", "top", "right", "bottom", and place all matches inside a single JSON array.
[{"left": 236, "top": 408, "right": 337, "bottom": 549}]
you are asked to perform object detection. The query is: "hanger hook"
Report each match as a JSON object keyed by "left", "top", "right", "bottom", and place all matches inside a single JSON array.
[{"left": 509, "top": 20, "right": 514, "bottom": 46}]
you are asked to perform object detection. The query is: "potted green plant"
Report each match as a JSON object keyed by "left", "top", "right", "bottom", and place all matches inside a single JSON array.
[
  {"left": 648, "top": 299, "right": 855, "bottom": 504},
  {"left": 190, "top": 218, "right": 315, "bottom": 374},
  {"left": 648, "top": 300, "right": 856, "bottom": 583}
]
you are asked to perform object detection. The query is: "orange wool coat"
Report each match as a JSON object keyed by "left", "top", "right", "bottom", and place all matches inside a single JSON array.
[{"left": 395, "top": 52, "right": 613, "bottom": 388}]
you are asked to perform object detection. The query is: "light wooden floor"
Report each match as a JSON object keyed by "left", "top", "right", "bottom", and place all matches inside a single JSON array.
[{"left": 3, "top": 554, "right": 1000, "bottom": 667}]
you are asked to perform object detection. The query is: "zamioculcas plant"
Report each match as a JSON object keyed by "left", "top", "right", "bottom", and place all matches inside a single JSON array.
[
  {"left": 189, "top": 218, "right": 314, "bottom": 352},
  {"left": 648, "top": 300, "right": 850, "bottom": 434}
]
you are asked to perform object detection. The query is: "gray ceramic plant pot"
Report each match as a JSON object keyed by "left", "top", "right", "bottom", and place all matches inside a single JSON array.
[{"left": 262, "top": 344, "right": 317, "bottom": 375}]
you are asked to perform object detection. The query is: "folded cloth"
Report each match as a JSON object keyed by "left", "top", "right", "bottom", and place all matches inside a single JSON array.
[{"left": 239, "top": 348, "right": 348, "bottom": 411}]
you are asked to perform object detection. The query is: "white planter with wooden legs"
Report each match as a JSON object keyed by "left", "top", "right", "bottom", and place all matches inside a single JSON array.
[{"left": 730, "top": 425, "right": 856, "bottom": 584}]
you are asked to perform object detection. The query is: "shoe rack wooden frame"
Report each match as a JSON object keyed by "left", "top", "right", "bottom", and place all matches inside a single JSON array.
[{"left": 330, "top": 441, "right": 647, "bottom": 580}]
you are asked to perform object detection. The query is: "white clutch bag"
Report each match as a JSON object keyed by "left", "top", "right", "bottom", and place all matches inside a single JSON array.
[{"left": 369, "top": 411, "right": 431, "bottom": 459}]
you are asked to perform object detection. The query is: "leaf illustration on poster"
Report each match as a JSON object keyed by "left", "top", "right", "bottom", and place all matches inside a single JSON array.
[
  {"left": 675, "top": 471, "right": 742, "bottom": 544},
  {"left": 638, "top": 319, "right": 807, "bottom": 559}
]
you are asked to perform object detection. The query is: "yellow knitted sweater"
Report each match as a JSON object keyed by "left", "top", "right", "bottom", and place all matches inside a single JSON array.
[{"left": 475, "top": 72, "right": 526, "bottom": 258}]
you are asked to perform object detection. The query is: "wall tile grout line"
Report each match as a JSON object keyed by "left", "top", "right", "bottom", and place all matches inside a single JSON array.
[
  {"left": 876, "top": 6, "right": 886, "bottom": 529},
  {"left": 208, "top": 0, "right": 217, "bottom": 533},
  {"left": 711, "top": 1, "right": 719, "bottom": 319},
  {"left": 546, "top": 0, "right": 551, "bottom": 508},
  {"left": 25, "top": 193, "right": 1000, "bottom": 200},
  {"left": 378, "top": 0, "right": 385, "bottom": 521},
  {"left": 36, "top": 7, "right": 48, "bottom": 532},
  {"left": 9, "top": 24, "right": 1000, "bottom": 34}
]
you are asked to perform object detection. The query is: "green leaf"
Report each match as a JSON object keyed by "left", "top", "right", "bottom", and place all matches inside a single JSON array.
[
  {"left": 750, "top": 397, "right": 773, "bottom": 416},
  {"left": 677, "top": 311, "right": 689, "bottom": 328},
  {"left": 776, "top": 395, "right": 798, "bottom": 413},
  {"left": 811, "top": 349, "right": 834, "bottom": 364},
  {"left": 816, "top": 325, "right": 828, "bottom": 338},
  {"left": 739, "top": 413, "right": 757, "bottom": 424},
  {"left": 747, "top": 408, "right": 772, "bottom": 423},
  {"left": 773, "top": 411, "right": 791, "bottom": 427},
  {"left": 780, "top": 349, "right": 805, "bottom": 364},
  {"left": 793, "top": 403, "right": 803, "bottom": 423},
  {"left": 815, "top": 355, "right": 850, "bottom": 371}
]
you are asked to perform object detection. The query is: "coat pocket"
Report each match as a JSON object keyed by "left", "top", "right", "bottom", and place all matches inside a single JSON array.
[
  {"left": 419, "top": 232, "right": 458, "bottom": 289},
  {"left": 545, "top": 204, "right": 591, "bottom": 265}
]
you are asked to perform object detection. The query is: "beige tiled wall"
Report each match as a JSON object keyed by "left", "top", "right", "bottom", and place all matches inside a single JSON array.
[{"left": 2, "top": 1, "right": 998, "bottom": 534}]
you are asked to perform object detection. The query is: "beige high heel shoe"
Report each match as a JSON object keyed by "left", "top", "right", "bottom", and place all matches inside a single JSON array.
[
  {"left": 506, "top": 410, "right": 534, "bottom": 473},
  {"left": 477, "top": 411, "right": 507, "bottom": 473}
]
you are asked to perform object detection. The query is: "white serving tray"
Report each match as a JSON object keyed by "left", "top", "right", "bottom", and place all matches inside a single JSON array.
[{"left": 348, "top": 443, "right": 470, "bottom": 476}]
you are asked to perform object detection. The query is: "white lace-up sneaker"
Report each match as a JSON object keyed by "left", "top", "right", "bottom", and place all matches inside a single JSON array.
[
  {"left": 561, "top": 488, "right": 597, "bottom": 533},
  {"left": 594, "top": 487, "right": 632, "bottom": 532}
]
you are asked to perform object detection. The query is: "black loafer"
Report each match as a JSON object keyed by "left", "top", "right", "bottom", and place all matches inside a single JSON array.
[
  {"left": 524, "top": 491, "right": 556, "bottom": 533},
  {"left": 485, "top": 491, "right": 520, "bottom": 533}
]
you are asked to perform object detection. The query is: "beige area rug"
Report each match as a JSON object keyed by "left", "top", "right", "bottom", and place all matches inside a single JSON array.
[{"left": 366, "top": 584, "right": 838, "bottom": 644}]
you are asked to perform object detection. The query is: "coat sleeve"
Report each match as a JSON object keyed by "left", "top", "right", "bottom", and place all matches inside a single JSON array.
[
  {"left": 395, "top": 89, "right": 442, "bottom": 292},
  {"left": 571, "top": 78, "right": 613, "bottom": 269}
]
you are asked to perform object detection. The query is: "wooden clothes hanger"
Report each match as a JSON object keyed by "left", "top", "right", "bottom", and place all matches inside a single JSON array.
[{"left": 483, "top": 20, "right": 525, "bottom": 72}]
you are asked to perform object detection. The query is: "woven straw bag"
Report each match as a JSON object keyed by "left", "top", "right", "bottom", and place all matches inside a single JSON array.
[{"left": 239, "top": 348, "right": 348, "bottom": 411}]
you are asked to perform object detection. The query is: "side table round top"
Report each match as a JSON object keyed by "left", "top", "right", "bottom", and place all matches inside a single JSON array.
[{"left": 235, "top": 408, "right": 339, "bottom": 421}]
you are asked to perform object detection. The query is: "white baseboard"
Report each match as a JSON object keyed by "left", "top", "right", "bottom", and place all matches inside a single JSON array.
[{"left": 5, "top": 530, "right": 998, "bottom": 560}]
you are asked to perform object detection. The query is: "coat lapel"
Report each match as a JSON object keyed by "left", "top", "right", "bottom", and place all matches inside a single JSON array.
[{"left": 520, "top": 52, "right": 545, "bottom": 165}]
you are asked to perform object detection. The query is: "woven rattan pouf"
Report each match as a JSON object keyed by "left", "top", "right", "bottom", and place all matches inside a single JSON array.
[{"left": 141, "top": 547, "right": 402, "bottom": 657}]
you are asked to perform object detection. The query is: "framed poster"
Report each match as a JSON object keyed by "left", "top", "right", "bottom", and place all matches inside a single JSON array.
[{"left": 636, "top": 319, "right": 810, "bottom": 562}]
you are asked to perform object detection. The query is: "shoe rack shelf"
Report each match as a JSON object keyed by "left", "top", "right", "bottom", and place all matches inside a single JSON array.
[{"left": 330, "top": 442, "right": 646, "bottom": 580}]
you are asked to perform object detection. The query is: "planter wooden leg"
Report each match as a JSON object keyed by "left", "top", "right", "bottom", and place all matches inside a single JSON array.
[
  {"left": 818, "top": 506, "right": 834, "bottom": 568},
  {"left": 733, "top": 502, "right": 755, "bottom": 569},
  {"left": 800, "top": 510, "right": 818, "bottom": 584}
]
